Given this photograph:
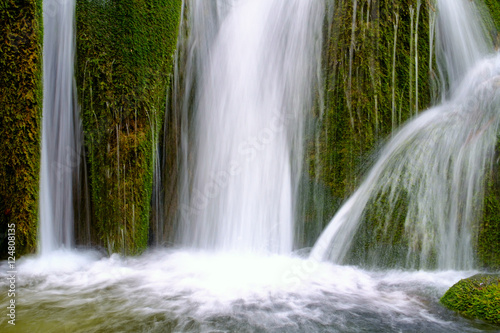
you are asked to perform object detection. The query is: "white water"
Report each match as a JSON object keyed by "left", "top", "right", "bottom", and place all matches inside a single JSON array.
[
  {"left": 39, "top": 0, "right": 78, "bottom": 254},
  {"left": 2, "top": 250, "right": 495, "bottom": 332},
  {"left": 311, "top": 0, "right": 500, "bottom": 269},
  {"left": 435, "top": 0, "right": 491, "bottom": 95},
  {"left": 9, "top": 1, "right": 500, "bottom": 332},
  {"left": 177, "top": 0, "right": 323, "bottom": 253}
]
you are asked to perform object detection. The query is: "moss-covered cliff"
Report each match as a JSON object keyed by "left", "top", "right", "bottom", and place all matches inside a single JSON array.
[
  {"left": 0, "top": 0, "right": 43, "bottom": 257},
  {"left": 76, "top": 0, "right": 182, "bottom": 254},
  {"left": 476, "top": 0, "right": 500, "bottom": 270},
  {"left": 483, "top": 0, "right": 500, "bottom": 44},
  {"left": 314, "top": 0, "right": 434, "bottom": 196},
  {"left": 302, "top": 0, "right": 435, "bottom": 249},
  {"left": 478, "top": 144, "right": 500, "bottom": 270}
]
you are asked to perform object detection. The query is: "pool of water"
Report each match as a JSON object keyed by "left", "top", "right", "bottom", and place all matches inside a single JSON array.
[{"left": 1, "top": 249, "right": 498, "bottom": 332}]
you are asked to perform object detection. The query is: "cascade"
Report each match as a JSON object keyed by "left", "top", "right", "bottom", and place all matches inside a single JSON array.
[
  {"left": 39, "top": 0, "right": 78, "bottom": 254},
  {"left": 176, "top": 0, "right": 323, "bottom": 253},
  {"left": 311, "top": 0, "right": 500, "bottom": 269},
  {"left": 5, "top": 0, "right": 500, "bottom": 331},
  {"left": 435, "top": 0, "right": 491, "bottom": 95}
]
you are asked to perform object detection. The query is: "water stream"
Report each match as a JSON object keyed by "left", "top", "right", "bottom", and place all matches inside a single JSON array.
[
  {"left": 176, "top": 0, "right": 323, "bottom": 253},
  {"left": 39, "top": 0, "right": 78, "bottom": 255}
]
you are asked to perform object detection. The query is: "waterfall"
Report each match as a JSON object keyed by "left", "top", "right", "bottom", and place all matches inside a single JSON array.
[
  {"left": 39, "top": 0, "right": 78, "bottom": 254},
  {"left": 311, "top": 0, "right": 500, "bottom": 269},
  {"left": 176, "top": 0, "right": 323, "bottom": 253},
  {"left": 435, "top": 0, "right": 490, "bottom": 95}
]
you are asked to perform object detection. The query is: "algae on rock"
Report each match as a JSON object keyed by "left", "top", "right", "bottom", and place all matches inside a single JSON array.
[
  {"left": 441, "top": 274, "right": 500, "bottom": 326},
  {"left": 0, "top": 0, "right": 43, "bottom": 257},
  {"left": 477, "top": 142, "right": 500, "bottom": 270},
  {"left": 476, "top": 0, "right": 500, "bottom": 271},
  {"left": 302, "top": 0, "right": 435, "bottom": 250},
  {"left": 76, "top": 0, "right": 182, "bottom": 254}
]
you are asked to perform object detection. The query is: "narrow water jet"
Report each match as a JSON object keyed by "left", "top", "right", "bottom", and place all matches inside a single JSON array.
[
  {"left": 39, "top": 0, "right": 78, "bottom": 255},
  {"left": 177, "top": 0, "right": 323, "bottom": 253}
]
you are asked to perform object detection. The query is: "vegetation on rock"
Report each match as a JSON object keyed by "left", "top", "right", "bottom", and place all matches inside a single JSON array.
[
  {"left": 302, "top": 0, "right": 435, "bottom": 253},
  {"left": 0, "top": 0, "right": 43, "bottom": 257},
  {"left": 441, "top": 274, "right": 500, "bottom": 326},
  {"left": 76, "top": 0, "right": 182, "bottom": 254}
]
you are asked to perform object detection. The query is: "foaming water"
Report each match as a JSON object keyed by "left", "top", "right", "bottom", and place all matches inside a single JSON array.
[
  {"left": 176, "top": 0, "right": 323, "bottom": 253},
  {"left": 40, "top": 0, "right": 78, "bottom": 254},
  {"left": 2, "top": 250, "right": 497, "bottom": 332}
]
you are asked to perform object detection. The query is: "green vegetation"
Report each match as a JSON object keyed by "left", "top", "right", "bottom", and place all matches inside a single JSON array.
[
  {"left": 476, "top": 1, "right": 500, "bottom": 270},
  {"left": 0, "top": 0, "right": 43, "bottom": 257},
  {"left": 305, "top": 0, "right": 500, "bottom": 269},
  {"left": 343, "top": 189, "right": 421, "bottom": 268},
  {"left": 312, "top": 0, "right": 434, "bottom": 198},
  {"left": 441, "top": 274, "right": 500, "bottom": 326},
  {"left": 76, "top": 0, "right": 182, "bottom": 254},
  {"left": 483, "top": 0, "right": 500, "bottom": 46},
  {"left": 303, "top": 0, "right": 436, "bottom": 253},
  {"left": 477, "top": 146, "right": 500, "bottom": 270}
]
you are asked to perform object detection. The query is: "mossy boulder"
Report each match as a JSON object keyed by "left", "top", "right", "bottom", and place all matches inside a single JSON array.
[{"left": 441, "top": 274, "right": 500, "bottom": 326}]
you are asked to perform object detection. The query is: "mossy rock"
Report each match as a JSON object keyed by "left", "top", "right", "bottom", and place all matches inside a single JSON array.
[
  {"left": 76, "top": 0, "right": 182, "bottom": 254},
  {"left": 0, "top": 0, "right": 43, "bottom": 257},
  {"left": 477, "top": 164, "right": 500, "bottom": 270},
  {"left": 304, "top": 0, "right": 435, "bottom": 259},
  {"left": 441, "top": 274, "right": 500, "bottom": 326}
]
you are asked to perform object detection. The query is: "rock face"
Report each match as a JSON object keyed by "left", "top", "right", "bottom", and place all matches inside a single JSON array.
[
  {"left": 477, "top": 0, "right": 500, "bottom": 271},
  {"left": 0, "top": 0, "right": 43, "bottom": 257},
  {"left": 441, "top": 274, "right": 500, "bottom": 326},
  {"left": 75, "top": 0, "right": 182, "bottom": 254},
  {"left": 301, "top": 0, "right": 435, "bottom": 250}
]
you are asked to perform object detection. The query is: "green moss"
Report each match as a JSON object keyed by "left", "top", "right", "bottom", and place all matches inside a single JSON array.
[
  {"left": 472, "top": 0, "right": 500, "bottom": 269},
  {"left": 343, "top": 188, "right": 423, "bottom": 268},
  {"left": 314, "top": 0, "right": 433, "bottom": 197},
  {"left": 441, "top": 274, "right": 500, "bottom": 326},
  {"left": 76, "top": 0, "right": 182, "bottom": 254},
  {"left": 303, "top": 0, "right": 435, "bottom": 251},
  {"left": 477, "top": 143, "right": 500, "bottom": 270},
  {"left": 0, "top": 0, "right": 43, "bottom": 257},
  {"left": 482, "top": 0, "right": 500, "bottom": 48}
]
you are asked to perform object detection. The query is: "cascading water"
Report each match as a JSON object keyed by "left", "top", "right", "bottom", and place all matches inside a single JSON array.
[
  {"left": 3, "top": 0, "right": 500, "bottom": 332},
  {"left": 177, "top": 0, "right": 323, "bottom": 253},
  {"left": 39, "top": 0, "right": 78, "bottom": 255},
  {"left": 311, "top": 0, "right": 500, "bottom": 270},
  {"left": 435, "top": 0, "right": 491, "bottom": 95}
]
